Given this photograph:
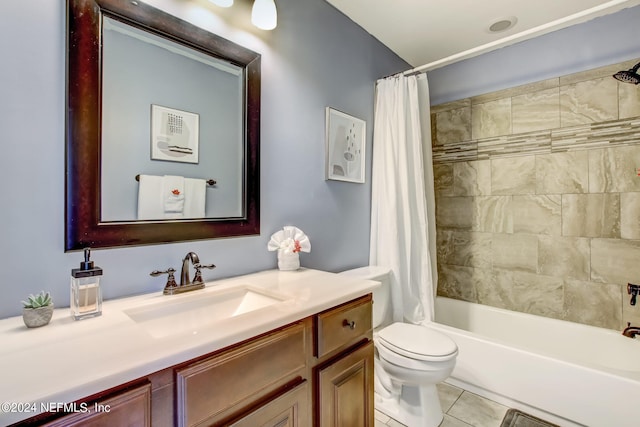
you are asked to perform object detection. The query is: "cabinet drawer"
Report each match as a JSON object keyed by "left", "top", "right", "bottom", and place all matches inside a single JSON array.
[
  {"left": 176, "top": 322, "right": 307, "bottom": 427},
  {"left": 315, "top": 295, "right": 372, "bottom": 358}
]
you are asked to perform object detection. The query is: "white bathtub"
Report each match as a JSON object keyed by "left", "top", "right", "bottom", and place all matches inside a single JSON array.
[{"left": 429, "top": 297, "right": 640, "bottom": 427}]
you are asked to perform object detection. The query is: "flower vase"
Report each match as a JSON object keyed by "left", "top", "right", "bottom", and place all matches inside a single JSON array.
[{"left": 277, "top": 250, "right": 300, "bottom": 271}]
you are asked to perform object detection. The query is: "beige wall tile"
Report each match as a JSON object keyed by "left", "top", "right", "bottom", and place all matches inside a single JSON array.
[
  {"left": 452, "top": 160, "right": 491, "bottom": 196},
  {"left": 489, "top": 269, "right": 564, "bottom": 317},
  {"left": 436, "top": 196, "right": 473, "bottom": 230},
  {"left": 535, "top": 152, "right": 588, "bottom": 194},
  {"left": 472, "top": 98, "right": 511, "bottom": 139},
  {"left": 433, "top": 163, "right": 453, "bottom": 195},
  {"left": 621, "top": 192, "right": 640, "bottom": 239},
  {"left": 492, "top": 233, "right": 537, "bottom": 273},
  {"left": 491, "top": 156, "right": 536, "bottom": 195},
  {"left": 437, "top": 230, "right": 492, "bottom": 268},
  {"left": 512, "top": 195, "right": 561, "bottom": 235},
  {"left": 436, "top": 230, "right": 455, "bottom": 268},
  {"left": 560, "top": 77, "right": 618, "bottom": 127},
  {"left": 589, "top": 146, "right": 640, "bottom": 193},
  {"left": 563, "top": 280, "right": 622, "bottom": 329},
  {"left": 591, "top": 238, "right": 640, "bottom": 284},
  {"left": 437, "top": 264, "right": 480, "bottom": 302},
  {"left": 473, "top": 196, "right": 513, "bottom": 233},
  {"left": 512, "top": 88, "right": 560, "bottom": 133},
  {"left": 475, "top": 268, "right": 508, "bottom": 310},
  {"left": 562, "top": 193, "right": 620, "bottom": 238},
  {"left": 431, "top": 98, "right": 470, "bottom": 114},
  {"left": 471, "top": 78, "right": 559, "bottom": 105},
  {"left": 435, "top": 107, "right": 471, "bottom": 145},
  {"left": 619, "top": 83, "right": 640, "bottom": 119},
  {"left": 538, "top": 235, "right": 590, "bottom": 281}
]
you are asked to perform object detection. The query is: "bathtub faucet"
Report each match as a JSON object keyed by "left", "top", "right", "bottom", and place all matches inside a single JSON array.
[
  {"left": 622, "top": 322, "right": 640, "bottom": 338},
  {"left": 628, "top": 283, "right": 639, "bottom": 305}
]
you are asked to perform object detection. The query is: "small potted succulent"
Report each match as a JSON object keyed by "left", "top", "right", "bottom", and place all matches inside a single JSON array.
[{"left": 22, "top": 291, "right": 54, "bottom": 328}]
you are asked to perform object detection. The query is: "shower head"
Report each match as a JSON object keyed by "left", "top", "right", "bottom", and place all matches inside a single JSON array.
[{"left": 613, "top": 60, "right": 640, "bottom": 84}]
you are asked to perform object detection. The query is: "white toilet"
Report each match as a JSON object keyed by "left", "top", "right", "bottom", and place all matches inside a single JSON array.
[{"left": 340, "top": 266, "right": 458, "bottom": 427}]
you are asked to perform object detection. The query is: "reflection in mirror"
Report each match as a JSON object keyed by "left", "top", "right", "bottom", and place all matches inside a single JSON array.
[
  {"left": 66, "top": 0, "right": 260, "bottom": 250},
  {"left": 101, "top": 17, "right": 243, "bottom": 221}
]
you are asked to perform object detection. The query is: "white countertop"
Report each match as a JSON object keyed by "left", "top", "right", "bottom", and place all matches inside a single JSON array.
[{"left": 0, "top": 268, "right": 379, "bottom": 424}]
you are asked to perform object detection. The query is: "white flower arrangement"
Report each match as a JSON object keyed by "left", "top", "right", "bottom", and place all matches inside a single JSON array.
[
  {"left": 267, "top": 226, "right": 311, "bottom": 254},
  {"left": 268, "top": 226, "right": 311, "bottom": 270}
]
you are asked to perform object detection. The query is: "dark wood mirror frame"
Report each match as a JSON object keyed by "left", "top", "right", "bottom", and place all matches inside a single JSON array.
[{"left": 66, "top": 0, "right": 260, "bottom": 251}]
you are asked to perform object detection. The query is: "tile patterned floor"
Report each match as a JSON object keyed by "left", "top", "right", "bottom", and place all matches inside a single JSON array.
[{"left": 375, "top": 382, "right": 510, "bottom": 427}]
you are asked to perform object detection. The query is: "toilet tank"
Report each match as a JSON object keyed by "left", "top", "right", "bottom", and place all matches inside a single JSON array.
[{"left": 339, "top": 266, "right": 391, "bottom": 328}]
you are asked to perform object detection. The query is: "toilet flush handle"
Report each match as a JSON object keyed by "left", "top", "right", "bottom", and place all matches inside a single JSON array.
[{"left": 343, "top": 319, "right": 356, "bottom": 330}]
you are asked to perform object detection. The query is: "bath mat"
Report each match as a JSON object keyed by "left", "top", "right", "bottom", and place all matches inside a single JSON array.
[{"left": 500, "top": 409, "right": 559, "bottom": 427}]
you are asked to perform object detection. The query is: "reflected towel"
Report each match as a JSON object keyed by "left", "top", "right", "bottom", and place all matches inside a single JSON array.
[
  {"left": 184, "top": 178, "right": 206, "bottom": 218},
  {"left": 137, "top": 174, "right": 164, "bottom": 220},
  {"left": 163, "top": 175, "right": 185, "bottom": 218}
]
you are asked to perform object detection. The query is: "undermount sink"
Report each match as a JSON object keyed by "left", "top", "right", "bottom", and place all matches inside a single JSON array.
[{"left": 124, "top": 285, "right": 289, "bottom": 338}]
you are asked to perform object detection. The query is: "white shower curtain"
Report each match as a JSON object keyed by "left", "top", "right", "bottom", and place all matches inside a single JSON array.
[{"left": 370, "top": 73, "right": 437, "bottom": 325}]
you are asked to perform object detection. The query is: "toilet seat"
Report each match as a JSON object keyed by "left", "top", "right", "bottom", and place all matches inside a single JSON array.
[{"left": 377, "top": 322, "right": 458, "bottom": 362}]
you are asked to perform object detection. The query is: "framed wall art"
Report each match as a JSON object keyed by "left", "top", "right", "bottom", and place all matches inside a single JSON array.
[
  {"left": 325, "top": 107, "right": 366, "bottom": 183},
  {"left": 150, "top": 104, "right": 199, "bottom": 163}
]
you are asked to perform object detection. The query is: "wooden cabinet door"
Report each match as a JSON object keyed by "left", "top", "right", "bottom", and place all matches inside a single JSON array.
[
  {"left": 42, "top": 383, "right": 151, "bottom": 427},
  {"left": 229, "top": 381, "right": 309, "bottom": 427},
  {"left": 317, "top": 341, "right": 374, "bottom": 427}
]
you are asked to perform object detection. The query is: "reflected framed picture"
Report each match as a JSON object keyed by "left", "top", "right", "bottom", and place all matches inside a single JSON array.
[
  {"left": 325, "top": 107, "right": 366, "bottom": 183},
  {"left": 151, "top": 104, "right": 199, "bottom": 164}
]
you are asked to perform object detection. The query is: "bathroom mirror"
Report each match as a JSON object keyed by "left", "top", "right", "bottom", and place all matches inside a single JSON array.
[{"left": 66, "top": 0, "right": 260, "bottom": 251}]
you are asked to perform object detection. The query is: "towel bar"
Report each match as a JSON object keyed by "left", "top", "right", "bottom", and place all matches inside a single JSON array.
[{"left": 135, "top": 175, "right": 216, "bottom": 186}]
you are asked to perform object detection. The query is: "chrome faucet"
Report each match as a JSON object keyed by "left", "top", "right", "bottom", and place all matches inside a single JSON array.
[
  {"left": 180, "top": 251, "right": 200, "bottom": 286},
  {"left": 150, "top": 252, "right": 216, "bottom": 295},
  {"left": 622, "top": 322, "right": 640, "bottom": 338}
]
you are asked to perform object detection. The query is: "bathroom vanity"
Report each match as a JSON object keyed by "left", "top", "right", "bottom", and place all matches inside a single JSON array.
[{"left": 0, "top": 269, "right": 378, "bottom": 426}]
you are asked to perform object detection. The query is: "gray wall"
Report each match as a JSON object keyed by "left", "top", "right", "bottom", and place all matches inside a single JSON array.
[{"left": 0, "top": 0, "right": 408, "bottom": 319}]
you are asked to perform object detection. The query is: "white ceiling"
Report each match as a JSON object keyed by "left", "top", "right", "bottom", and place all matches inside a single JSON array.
[{"left": 326, "top": 0, "right": 640, "bottom": 71}]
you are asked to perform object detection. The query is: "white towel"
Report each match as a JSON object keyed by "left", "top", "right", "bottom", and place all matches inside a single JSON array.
[
  {"left": 137, "top": 174, "right": 164, "bottom": 220},
  {"left": 162, "top": 175, "right": 185, "bottom": 218},
  {"left": 184, "top": 178, "right": 206, "bottom": 218}
]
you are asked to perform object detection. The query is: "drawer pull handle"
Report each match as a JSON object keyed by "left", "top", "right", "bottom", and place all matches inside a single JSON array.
[{"left": 343, "top": 320, "right": 356, "bottom": 330}]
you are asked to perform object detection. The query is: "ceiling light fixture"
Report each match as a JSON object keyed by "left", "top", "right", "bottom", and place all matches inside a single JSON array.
[
  {"left": 487, "top": 16, "right": 517, "bottom": 33},
  {"left": 251, "top": 0, "right": 278, "bottom": 30},
  {"left": 208, "top": 0, "right": 234, "bottom": 7}
]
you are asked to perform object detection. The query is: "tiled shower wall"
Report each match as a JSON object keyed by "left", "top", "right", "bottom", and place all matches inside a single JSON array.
[{"left": 431, "top": 59, "right": 640, "bottom": 330}]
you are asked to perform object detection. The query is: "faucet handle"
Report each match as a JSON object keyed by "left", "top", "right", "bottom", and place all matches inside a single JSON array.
[
  {"left": 192, "top": 264, "right": 216, "bottom": 285},
  {"left": 151, "top": 268, "right": 178, "bottom": 291},
  {"left": 196, "top": 263, "right": 216, "bottom": 270}
]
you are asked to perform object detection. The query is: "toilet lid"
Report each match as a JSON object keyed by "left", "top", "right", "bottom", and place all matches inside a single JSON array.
[{"left": 377, "top": 323, "right": 458, "bottom": 361}]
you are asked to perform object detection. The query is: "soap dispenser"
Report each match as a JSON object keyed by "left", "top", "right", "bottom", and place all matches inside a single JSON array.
[{"left": 70, "top": 248, "right": 103, "bottom": 320}]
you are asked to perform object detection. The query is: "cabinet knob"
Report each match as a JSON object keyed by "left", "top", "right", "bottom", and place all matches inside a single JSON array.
[{"left": 343, "top": 319, "right": 356, "bottom": 330}]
